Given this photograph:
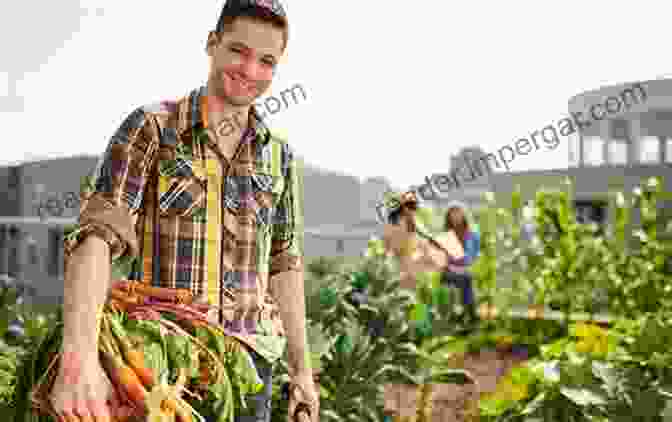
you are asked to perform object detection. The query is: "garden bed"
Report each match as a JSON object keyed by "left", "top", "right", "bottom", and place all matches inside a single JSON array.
[
  {"left": 384, "top": 346, "right": 530, "bottom": 421},
  {"left": 477, "top": 303, "right": 613, "bottom": 325}
]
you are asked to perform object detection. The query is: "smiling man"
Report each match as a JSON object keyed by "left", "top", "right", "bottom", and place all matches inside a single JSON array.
[{"left": 43, "top": 1, "right": 318, "bottom": 422}]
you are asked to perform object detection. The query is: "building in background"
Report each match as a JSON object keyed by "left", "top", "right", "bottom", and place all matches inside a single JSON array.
[
  {"left": 303, "top": 176, "right": 395, "bottom": 259},
  {"left": 0, "top": 155, "right": 390, "bottom": 303},
  {"left": 419, "top": 79, "right": 672, "bottom": 229},
  {"left": 0, "top": 155, "right": 97, "bottom": 303},
  {"left": 564, "top": 78, "right": 672, "bottom": 225},
  {"left": 359, "top": 176, "right": 395, "bottom": 225},
  {"left": 438, "top": 146, "right": 492, "bottom": 210},
  {"left": 490, "top": 78, "right": 672, "bottom": 225},
  {"left": 409, "top": 146, "right": 493, "bottom": 221}
]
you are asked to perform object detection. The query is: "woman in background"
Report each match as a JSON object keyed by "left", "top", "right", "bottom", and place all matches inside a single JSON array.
[{"left": 442, "top": 203, "right": 481, "bottom": 327}]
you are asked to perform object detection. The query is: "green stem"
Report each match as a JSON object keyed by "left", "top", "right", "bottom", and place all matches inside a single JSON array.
[{"left": 563, "top": 301, "right": 571, "bottom": 337}]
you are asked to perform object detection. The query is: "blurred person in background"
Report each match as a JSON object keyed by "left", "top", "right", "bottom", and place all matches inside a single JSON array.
[
  {"left": 381, "top": 192, "right": 464, "bottom": 288},
  {"left": 441, "top": 203, "right": 481, "bottom": 327}
]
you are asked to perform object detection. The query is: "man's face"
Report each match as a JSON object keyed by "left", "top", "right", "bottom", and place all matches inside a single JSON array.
[{"left": 207, "top": 17, "right": 284, "bottom": 107}]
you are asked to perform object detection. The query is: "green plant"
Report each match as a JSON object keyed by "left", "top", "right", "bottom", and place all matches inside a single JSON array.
[
  {"left": 477, "top": 315, "right": 672, "bottom": 421},
  {"left": 273, "top": 177, "right": 672, "bottom": 419},
  {"left": 471, "top": 189, "right": 527, "bottom": 333},
  {"left": 409, "top": 336, "right": 476, "bottom": 422},
  {"left": 0, "top": 340, "right": 24, "bottom": 411},
  {"left": 471, "top": 177, "right": 672, "bottom": 421},
  {"left": 294, "top": 236, "right": 474, "bottom": 421},
  {"left": 306, "top": 256, "right": 346, "bottom": 280},
  {"left": 0, "top": 284, "right": 61, "bottom": 418},
  {"left": 604, "top": 178, "right": 672, "bottom": 318},
  {"left": 485, "top": 177, "right": 672, "bottom": 324}
]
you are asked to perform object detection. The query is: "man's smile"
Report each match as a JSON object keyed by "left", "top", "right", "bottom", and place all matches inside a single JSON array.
[{"left": 225, "top": 71, "right": 254, "bottom": 93}]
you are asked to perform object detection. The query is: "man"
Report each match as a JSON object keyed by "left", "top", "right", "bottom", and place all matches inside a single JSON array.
[{"left": 47, "top": 1, "right": 318, "bottom": 421}]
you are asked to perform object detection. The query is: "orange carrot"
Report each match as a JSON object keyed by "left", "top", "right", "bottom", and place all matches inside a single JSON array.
[
  {"left": 107, "top": 316, "right": 155, "bottom": 388},
  {"left": 124, "top": 348, "right": 154, "bottom": 388},
  {"left": 108, "top": 298, "right": 131, "bottom": 313},
  {"left": 200, "top": 367, "right": 210, "bottom": 384},
  {"left": 109, "top": 289, "right": 141, "bottom": 304},
  {"left": 176, "top": 414, "right": 193, "bottom": 422},
  {"left": 176, "top": 407, "right": 194, "bottom": 422},
  {"left": 99, "top": 335, "right": 148, "bottom": 410},
  {"left": 158, "top": 399, "right": 178, "bottom": 421},
  {"left": 161, "top": 399, "right": 177, "bottom": 413},
  {"left": 104, "top": 353, "right": 148, "bottom": 409},
  {"left": 199, "top": 358, "right": 211, "bottom": 384}
]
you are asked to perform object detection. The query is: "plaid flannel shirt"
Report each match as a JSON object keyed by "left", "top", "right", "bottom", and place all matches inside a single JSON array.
[{"left": 64, "top": 86, "right": 304, "bottom": 363}]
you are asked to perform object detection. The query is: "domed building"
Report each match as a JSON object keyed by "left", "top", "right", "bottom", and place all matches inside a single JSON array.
[
  {"left": 489, "top": 78, "right": 672, "bottom": 226},
  {"left": 568, "top": 79, "right": 670, "bottom": 168}
]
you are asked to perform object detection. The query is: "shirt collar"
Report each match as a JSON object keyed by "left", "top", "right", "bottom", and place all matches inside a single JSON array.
[{"left": 177, "top": 85, "right": 271, "bottom": 145}]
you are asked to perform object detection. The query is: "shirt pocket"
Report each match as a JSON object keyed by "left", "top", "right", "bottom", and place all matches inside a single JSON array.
[
  {"left": 250, "top": 171, "right": 285, "bottom": 226},
  {"left": 252, "top": 171, "right": 284, "bottom": 201},
  {"left": 156, "top": 160, "right": 207, "bottom": 218}
]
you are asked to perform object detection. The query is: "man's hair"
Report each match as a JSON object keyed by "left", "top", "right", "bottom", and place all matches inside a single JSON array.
[{"left": 215, "top": 5, "right": 289, "bottom": 50}]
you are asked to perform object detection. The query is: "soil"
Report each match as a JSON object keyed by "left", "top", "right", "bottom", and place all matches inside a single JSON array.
[{"left": 384, "top": 347, "right": 529, "bottom": 421}]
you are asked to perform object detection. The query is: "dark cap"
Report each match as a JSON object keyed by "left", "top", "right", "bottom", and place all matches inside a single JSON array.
[{"left": 216, "top": 0, "right": 287, "bottom": 32}]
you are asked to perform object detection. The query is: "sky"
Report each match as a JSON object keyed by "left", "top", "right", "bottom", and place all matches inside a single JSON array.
[{"left": 1, "top": 0, "right": 671, "bottom": 191}]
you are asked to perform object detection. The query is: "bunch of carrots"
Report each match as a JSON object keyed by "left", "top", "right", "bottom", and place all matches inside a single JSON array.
[
  {"left": 94, "top": 301, "right": 241, "bottom": 422},
  {"left": 99, "top": 312, "right": 198, "bottom": 422},
  {"left": 27, "top": 292, "right": 264, "bottom": 422}
]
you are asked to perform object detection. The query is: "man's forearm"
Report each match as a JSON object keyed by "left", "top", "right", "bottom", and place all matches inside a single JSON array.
[
  {"left": 273, "top": 269, "right": 311, "bottom": 376},
  {"left": 62, "top": 235, "right": 111, "bottom": 355}
]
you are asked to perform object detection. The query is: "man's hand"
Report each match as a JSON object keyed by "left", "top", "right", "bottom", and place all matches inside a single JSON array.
[
  {"left": 271, "top": 270, "right": 317, "bottom": 420},
  {"left": 49, "top": 350, "right": 129, "bottom": 422},
  {"left": 288, "top": 371, "right": 319, "bottom": 422}
]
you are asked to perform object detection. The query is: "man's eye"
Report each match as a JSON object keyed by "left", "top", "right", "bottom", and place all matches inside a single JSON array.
[
  {"left": 262, "top": 59, "right": 276, "bottom": 67},
  {"left": 229, "top": 47, "right": 243, "bottom": 53}
]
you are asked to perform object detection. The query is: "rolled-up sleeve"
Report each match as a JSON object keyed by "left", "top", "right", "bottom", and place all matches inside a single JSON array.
[
  {"left": 269, "top": 143, "right": 304, "bottom": 276},
  {"left": 64, "top": 107, "right": 158, "bottom": 261}
]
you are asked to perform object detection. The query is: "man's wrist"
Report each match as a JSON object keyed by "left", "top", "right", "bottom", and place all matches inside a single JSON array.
[
  {"left": 62, "top": 317, "right": 101, "bottom": 356},
  {"left": 61, "top": 336, "right": 99, "bottom": 362},
  {"left": 288, "top": 349, "right": 311, "bottom": 376},
  {"left": 292, "top": 370, "right": 315, "bottom": 388}
]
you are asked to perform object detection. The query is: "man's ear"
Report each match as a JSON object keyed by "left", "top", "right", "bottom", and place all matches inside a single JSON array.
[{"left": 205, "top": 31, "right": 219, "bottom": 55}]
